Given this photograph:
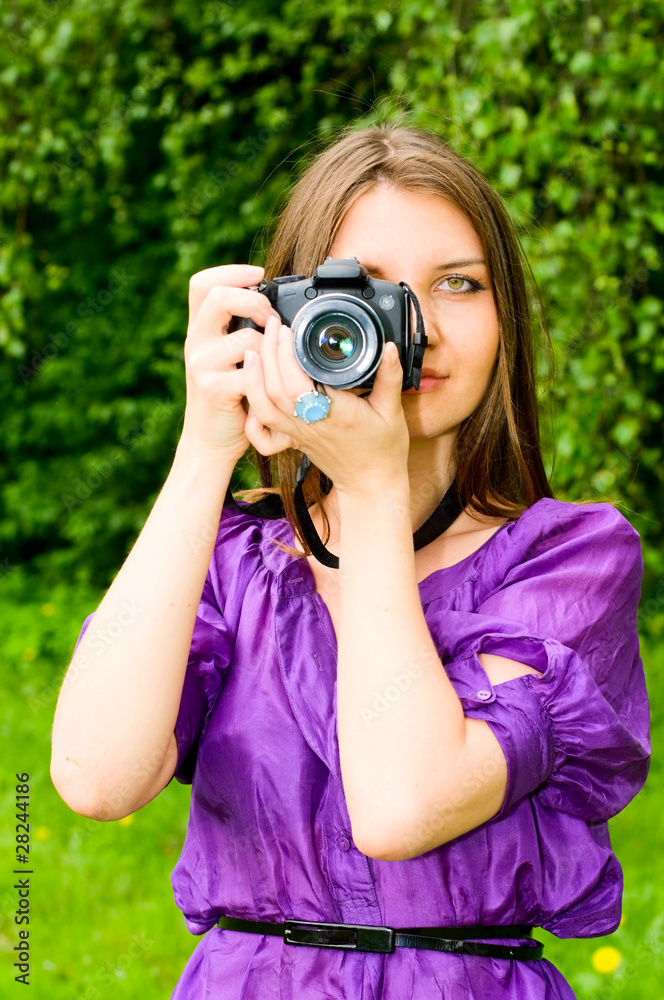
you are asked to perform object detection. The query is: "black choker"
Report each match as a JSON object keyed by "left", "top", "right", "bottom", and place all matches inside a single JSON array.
[{"left": 223, "top": 455, "right": 464, "bottom": 569}]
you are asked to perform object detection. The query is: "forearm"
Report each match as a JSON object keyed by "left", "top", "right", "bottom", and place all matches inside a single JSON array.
[
  {"left": 335, "top": 481, "right": 467, "bottom": 856},
  {"left": 51, "top": 440, "right": 236, "bottom": 819}
]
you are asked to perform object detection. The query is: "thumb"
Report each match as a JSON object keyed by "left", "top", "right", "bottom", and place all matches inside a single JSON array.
[{"left": 369, "top": 341, "right": 404, "bottom": 411}]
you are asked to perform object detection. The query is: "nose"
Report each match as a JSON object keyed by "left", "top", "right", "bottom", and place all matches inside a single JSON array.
[{"left": 412, "top": 294, "right": 440, "bottom": 351}]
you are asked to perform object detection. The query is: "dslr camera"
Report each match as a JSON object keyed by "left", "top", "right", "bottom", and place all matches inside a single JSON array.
[{"left": 228, "top": 257, "right": 427, "bottom": 391}]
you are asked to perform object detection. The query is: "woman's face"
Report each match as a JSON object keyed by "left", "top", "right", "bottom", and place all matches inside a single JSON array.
[{"left": 328, "top": 183, "right": 500, "bottom": 442}]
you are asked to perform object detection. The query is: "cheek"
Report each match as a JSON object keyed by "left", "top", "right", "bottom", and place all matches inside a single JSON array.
[{"left": 456, "top": 308, "right": 499, "bottom": 379}]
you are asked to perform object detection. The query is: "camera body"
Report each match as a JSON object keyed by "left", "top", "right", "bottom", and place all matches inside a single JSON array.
[{"left": 228, "top": 257, "right": 426, "bottom": 390}]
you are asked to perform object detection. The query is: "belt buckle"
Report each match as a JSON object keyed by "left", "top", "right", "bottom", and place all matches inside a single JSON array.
[{"left": 284, "top": 919, "right": 395, "bottom": 954}]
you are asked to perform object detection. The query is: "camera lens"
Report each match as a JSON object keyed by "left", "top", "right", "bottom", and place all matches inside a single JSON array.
[
  {"left": 291, "top": 294, "right": 383, "bottom": 389},
  {"left": 314, "top": 318, "right": 361, "bottom": 364}
]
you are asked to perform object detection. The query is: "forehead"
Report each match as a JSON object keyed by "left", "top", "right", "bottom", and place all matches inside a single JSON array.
[{"left": 330, "top": 184, "right": 483, "bottom": 267}]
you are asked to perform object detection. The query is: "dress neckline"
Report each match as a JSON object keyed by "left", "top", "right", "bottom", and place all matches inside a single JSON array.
[{"left": 286, "top": 513, "right": 512, "bottom": 602}]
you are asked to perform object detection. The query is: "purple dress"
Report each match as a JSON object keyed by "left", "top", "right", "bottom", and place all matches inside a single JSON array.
[{"left": 74, "top": 496, "right": 650, "bottom": 998}]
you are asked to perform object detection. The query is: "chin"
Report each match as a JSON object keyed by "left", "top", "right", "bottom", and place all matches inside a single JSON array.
[{"left": 403, "top": 412, "right": 462, "bottom": 441}]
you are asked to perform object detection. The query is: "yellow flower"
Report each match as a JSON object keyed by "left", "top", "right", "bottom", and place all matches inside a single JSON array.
[
  {"left": 118, "top": 814, "right": 134, "bottom": 826},
  {"left": 35, "top": 826, "right": 52, "bottom": 841},
  {"left": 22, "top": 648, "right": 37, "bottom": 661},
  {"left": 41, "top": 603, "right": 56, "bottom": 617},
  {"left": 592, "top": 946, "right": 622, "bottom": 974}
]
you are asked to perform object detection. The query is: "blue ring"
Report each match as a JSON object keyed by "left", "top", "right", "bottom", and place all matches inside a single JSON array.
[{"left": 293, "top": 389, "right": 331, "bottom": 424}]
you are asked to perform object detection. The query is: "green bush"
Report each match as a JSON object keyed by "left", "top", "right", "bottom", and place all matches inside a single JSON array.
[
  {"left": 1, "top": 6, "right": 661, "bottom": 996},
  {"left": 2, "top": 0, "right": 663, "bottom": 616}
]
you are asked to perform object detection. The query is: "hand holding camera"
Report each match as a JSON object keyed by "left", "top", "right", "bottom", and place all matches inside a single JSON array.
[
  {"left": 230, "top": 257, "right": 427, "bottom": 496},
  {"left": 179, "top": 263, "right": 282, "bottom": 465},
  {"left": 228, "top": 257, "right": 427, "bottom": 392},
  {"left": 178, "top": 258, "right": 427, "bottom": 488}
]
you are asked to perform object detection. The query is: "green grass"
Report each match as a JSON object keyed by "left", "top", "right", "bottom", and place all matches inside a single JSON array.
[{"left": 1, "top": 569, "right": 661, "bottom": 998}]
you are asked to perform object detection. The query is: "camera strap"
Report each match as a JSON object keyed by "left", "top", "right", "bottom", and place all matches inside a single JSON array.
[
  {"left": 223, "top": 456, "right": 464, "bottom": 569},
  {"left": 292, "top": 454, "right": 464, "bottom": 568},
  {"left": 399, "top": 280, "right": 428, "bottom": 391}
]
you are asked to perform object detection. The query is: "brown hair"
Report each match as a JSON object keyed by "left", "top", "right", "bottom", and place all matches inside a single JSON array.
[{"left": 235, "top": 121, "right": 555, "bottom": 557}]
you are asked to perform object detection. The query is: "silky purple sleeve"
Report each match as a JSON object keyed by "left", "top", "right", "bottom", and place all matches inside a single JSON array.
[
  {"left": 68, "top": 582, "right": 233, "bottom": 787},
  {"left": 172, "top": 574, "right": 234, "bottom": 784},
  {"left": 428, "top": 500, "right": 651, "bottom": 823},
  {"left": 69, "top": 501, "right": 260, "bottom": 787},
  {"left": 173, "top": 502, "right": 264, "bottom": 784}
]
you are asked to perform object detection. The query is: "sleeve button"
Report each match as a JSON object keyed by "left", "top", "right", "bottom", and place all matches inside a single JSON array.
[
  {"left": 337, "top": 833, "right": 351, "bottom": 852},
  {"left": 476, "top": 689, "right": 492, "bottom": 701}
]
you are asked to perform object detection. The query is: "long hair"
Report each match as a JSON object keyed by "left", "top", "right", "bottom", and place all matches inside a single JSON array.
[{"left": 235, "top": 122, "right": 555, "bottom": 557}]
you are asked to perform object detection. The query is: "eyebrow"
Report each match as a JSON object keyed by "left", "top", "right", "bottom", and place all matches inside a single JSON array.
[{"left": 361, "top": 258, "right": 486, "bottom": 277}]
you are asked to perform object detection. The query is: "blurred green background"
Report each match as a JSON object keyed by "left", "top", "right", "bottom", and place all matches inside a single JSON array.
[{"left": 1, "top": 0, "right": 662, "bottom": 996}]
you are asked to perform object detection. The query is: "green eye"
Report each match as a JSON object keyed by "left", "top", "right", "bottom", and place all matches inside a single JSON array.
[{"left": 438, "top": 274, "right": 486, "bottom": 294}]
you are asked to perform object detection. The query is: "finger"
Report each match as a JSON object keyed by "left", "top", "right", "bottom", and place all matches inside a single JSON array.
[
  {"left": 273, "top": 323, "right": 353, "bottom": 429},
  {"left": 188, "top": 284, "right": 280, "bottom": 348},
  {"left": 275, "top": 323, "right": 319, "bottom": 402},
  {"left": 188, "top": 264, "right": 264, "bottom": 328},
  {"left": 189, "top": 366, "right": 248, "bottom": 410},
  {"left": 366, "top": 342, "right": 404, "bottom": 416},
  {"left": 242, "top": 345, "right": 293, "bottom": 436},
  {"left": 244, "top": 406, "right": 294, "bottom": 456},
  {"left": 261, "top": 318, "right": 313, "bottom": 413},
  {"left": 185, "top": 327, "right": 266, "bottom": 375}
]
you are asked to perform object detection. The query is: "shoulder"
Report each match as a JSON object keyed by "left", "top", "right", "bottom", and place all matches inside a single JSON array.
[
  {"left": 506, "top": 496, "right": 641, "bottom": 552},
  {"left": 481, "top": 497, "right": 643, "bottom": 594},
  {"left": 216, "top": 498, "right": 267, "bottom": 543},
  {"left": 203, "top": 500, "right": 286, "bottom": 611},
  {"left": 211, "top": 497, "right": 296, "bottom": 568},
  {"left": 473, "top": 499, "right": 645, "bottom": 655}
]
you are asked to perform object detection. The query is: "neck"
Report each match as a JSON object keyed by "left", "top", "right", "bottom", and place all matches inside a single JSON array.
[{"left": 404, "top": 432, "right": 458, "bottom": 530}]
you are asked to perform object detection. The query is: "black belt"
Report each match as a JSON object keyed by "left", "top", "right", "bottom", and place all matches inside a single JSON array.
[{"left": 216, "top": 915, "right": 544, "bottom": 961}]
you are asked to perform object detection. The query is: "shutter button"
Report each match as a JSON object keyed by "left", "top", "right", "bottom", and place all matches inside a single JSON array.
[
  {"left": 476, "top": 689, "right": 492, "bottom": 701},
  {"left": 337, "top": 832, "right": 351, "bottom": 852}
]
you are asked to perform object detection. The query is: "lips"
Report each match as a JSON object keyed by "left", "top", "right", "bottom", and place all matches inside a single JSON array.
[{"left": 402, "top": 369, "right": 449, "bottom": 394}]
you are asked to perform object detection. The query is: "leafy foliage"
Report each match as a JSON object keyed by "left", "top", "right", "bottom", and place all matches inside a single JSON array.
[
  {"left": 1, "top": 6, "right": 662, "bottom": 997},
  {"left": 1, "top": 0, "right": 663, "bottom": 630}
]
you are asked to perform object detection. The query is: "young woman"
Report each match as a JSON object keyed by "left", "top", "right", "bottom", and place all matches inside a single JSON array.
[{"left": 52, "top": 123, "right": 650, "bottom": 999}]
